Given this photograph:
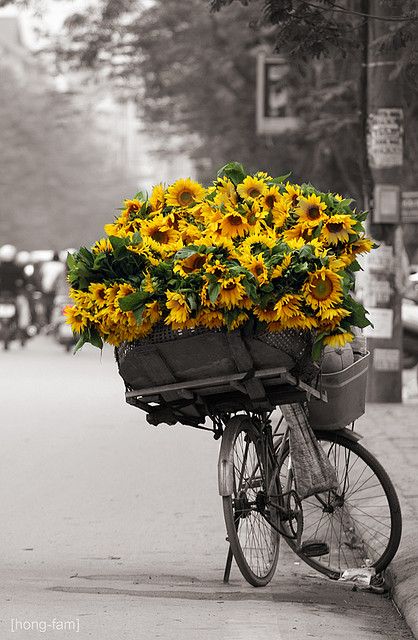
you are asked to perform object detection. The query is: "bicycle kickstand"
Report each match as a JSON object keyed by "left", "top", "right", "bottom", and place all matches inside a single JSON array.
[{"left": 223, "top": 545, "right": 234, "bottom": 583}]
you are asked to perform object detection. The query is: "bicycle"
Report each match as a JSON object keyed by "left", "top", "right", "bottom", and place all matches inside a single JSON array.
[
  {"left": 117, "top": 325, "right": 402, "bottom": 588},
  {"left": 218, "top": 410, "right": 402, "bottom": 586}
]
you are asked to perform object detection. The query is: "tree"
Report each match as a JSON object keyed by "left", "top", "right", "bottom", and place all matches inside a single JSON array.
[
  {"left": 40, "top": 0, "right": 378, "bottom": 201},
  {"left": 0, "top": 57, "right": 137, "bottom": 249}
]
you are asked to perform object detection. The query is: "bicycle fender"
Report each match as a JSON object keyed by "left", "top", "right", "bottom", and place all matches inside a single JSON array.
[
  {"left": 314, "top": 427, "right": 363, "bottom": 442},
  {"left": 218, "top": 415, "right": 254, "bottom": 496}
]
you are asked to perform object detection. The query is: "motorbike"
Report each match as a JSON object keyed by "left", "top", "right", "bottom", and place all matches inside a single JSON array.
[
  {"left": 50, "top": 294, "right": 76, "bottom": 352},
  {"left": 0, "top": 296, "right": 20, "bottom": 350}
]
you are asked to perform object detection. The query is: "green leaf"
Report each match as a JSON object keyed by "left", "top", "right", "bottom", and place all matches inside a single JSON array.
[
  {"left": 216, "top": 161, "right": 246, "bottom": 186},
  {"left": 187, "top": 293, "right": 197, "bottom": 311},
  {"left": 88, "top": 327, "right": 103, "bottom": 349},
  {"left": 130, "top": 231, "right": 142, "bottom": 246},
  {"left": 208, "top": 282, "right": 221, "bottom": 304},
  {"left": 73, "top": 332, "right": 87, "bottom": 353},
  {"left": 312, "top": 338, "right": 324, "bottom": 362},
  {"left": 346, "top": 296, "right": 373, "bottom": 329},
  {"left": 133, "top": 306, "right": 145, "bottom": 324},
  {"left": 293, "top": 262, "right": 309, "bottom": 273},
  {"left": 119, "top": 291, "right": 144, "bottom": 311},
  {"left": 66, "top": 252, "right": 76, "bottom": 270},
  {"left": 109, "top": 235, "right": 128, "bottom": 251},
  {"left": 269, "top": 171, "right": 291, "bottom": 185},
  {"left": 174, "top": 246, "right": 198, "bottom": 260}
]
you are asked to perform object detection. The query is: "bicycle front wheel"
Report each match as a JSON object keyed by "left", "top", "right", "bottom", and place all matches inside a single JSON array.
[
  {"left": 278, "top": 431, "right": 402, "bottom": 579},
  {"left": 220, "top": 415, "right": 280, "bottom": 587}
]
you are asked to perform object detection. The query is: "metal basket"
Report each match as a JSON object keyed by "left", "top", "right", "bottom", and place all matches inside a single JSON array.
[{"left": 307, "top": 352, "right": 370, "bottom": 431}]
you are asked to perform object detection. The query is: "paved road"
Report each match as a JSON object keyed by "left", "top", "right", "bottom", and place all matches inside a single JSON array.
[{"left": 0, "top": 337, "right": 413, "bottom": 639}]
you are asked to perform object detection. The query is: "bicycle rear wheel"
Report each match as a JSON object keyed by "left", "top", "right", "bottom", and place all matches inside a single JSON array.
[
  {"left": 278, "top": 431, "right": 402, "bottom": 579},
  {"left": 220, "top": 415, "right": 280, "bottom": 586}
]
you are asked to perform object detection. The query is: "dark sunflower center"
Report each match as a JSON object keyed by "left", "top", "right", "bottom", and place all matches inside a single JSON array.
[
  {"left": 179, "top": 191, "right": 194, "bottom": 205},
  {"left": 254, "top": 264, "right": 264, "bottom": 276},
  {"left": 292, "top": 194, "right": 299, "bottom": 205},
  {"left": 307, "top": 206, "right": 320, "bottom": 220},
  {"left": 183, "top": 255, "right": 206, "bottom": 273},
  {"left": 265, "top": 195, "right": 275, "bottom": 208},
  {"left": 224, "top": 282, "right": 237, "bottom": 291},
  {"left": 249, "top": 188, "right": 261, "bottom": 198},
  {"left": 313, "top": 277, "right": 333, "bottom": 300},
  {"left": 152, "top": 230, "right": 169, "bottom": 244},
  {"left": 328, "top": 222, "right": 343, "bottom": 233},
  {"left": 228, "top": 215, "right": 244, "bottom": 226}
]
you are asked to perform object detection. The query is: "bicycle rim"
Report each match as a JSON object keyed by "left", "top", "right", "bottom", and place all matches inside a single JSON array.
[
  {"left": 221, "top": 416, "right": 280, "bottom": 586},
  {"left": 278, "top": 432, "right": 402, "bottom": 579}
]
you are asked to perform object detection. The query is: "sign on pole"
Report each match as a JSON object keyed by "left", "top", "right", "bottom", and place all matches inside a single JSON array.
[{"left": 256, "top": 53, "right": 299, "bottom": 135}]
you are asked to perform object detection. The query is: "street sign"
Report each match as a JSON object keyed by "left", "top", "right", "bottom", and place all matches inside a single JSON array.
[
  {"left": 373, "top": 184, "right": 400, "bottom": 223},
  {"left": 367, "top": 108, "right": 404, "bottom": 168},
  {"left": 401, "top": 191, "right": 418, "bottom": 222},
  {"left": 256, "top": 54, "right": 299, "bottom": 135}
]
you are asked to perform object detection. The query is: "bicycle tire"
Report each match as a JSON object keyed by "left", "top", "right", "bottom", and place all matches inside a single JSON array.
[
  {"left": 278, "top": 431, "right": 402, "bottom": 579},
  {"left": 221, "top": 415, "right": 280, "bottom": 587}
]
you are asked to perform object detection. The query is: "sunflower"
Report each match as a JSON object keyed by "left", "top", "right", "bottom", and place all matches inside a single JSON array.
[
  {"left": 283, "top": 182, "right": 301, "bottom": 207},
  {"left": 229, "top": 312, "right": 249, "bottom": 330},
  {"left": 174, "top": 252, "right": 207, "bottom": 277},
  {"left": 283, "top": 237, "right": 305, "bottom": 250},
  {"left": 89, "top": 283, "right": 108, "bottom": 308},
  {"left": 348, "top": 236, "right": 374, "bottom": 256},
  {"left": 295, "top": 194, "right": 327, "bottom": 225},
  {"left": 321, "top": 214, "right": 356, "bottom": 245},
  {"left": 323, "top": 331, "right": 354, "bottom": 348},
  {"left": 303, "top": 267, "right": 343, "bottom": 311},
  {"left": 199, "top": 232, "right": 235, "bottom": 255},
  {"left": 143, "top": 301, "right": 160, "bottom": 324},
  {"left": 213, "top": 177, "right": 238, "bottom": 207},
  {"left": 219, "top": 211, "right": 250, "bottom": 239},
  {"left": 271, "top": 200, "right": 289, "bottom": 228},
  {"left": 218, "top": 277, "right": 247, "bottom": 309},
  {"left": 149, "top": 184, "right": 165, "bottom": 212},
  {"left": 238, "top": 232, "right": 276, "bottom": 255},
  {"left": 253, "top": 305, "right": 281, "bottom": 323},
  {"left": 241, "top": 200, "right": 265, "bottom": 230},
  {"left": 123, "top": 198, "right": 142, "bottom": 218},
  {"left": 280, "top": 314, "right": 318, "bottom": 331},
  {"left": 195, "top": 308, "right": 224, "bottom": 329},
  {"left": 165, "top": 291, "right": 190, "bottom": 325},
  {"left": 64, "top": 305, "right": 91, "bottom": 333},
  {"left": 282, "top": 223, "right": 313, "bottom": 244},
  {"left": 140, "top": 215, "right": 181, "bottom": 255},
  {"left": 262, "top": 186, "right": 282, "bottom": 210},
  {"left": 104, "top": 220, "right": 133, "bottom": 238},
  {"left": 178, "top": 219, "right": 202, "bottom": 245},
  {"left": 240, "top": 254, "right": 269, "bottom": 284},
  {"left": 237, "top": 176, "right": 268, "bottom": 200},
  {"left": 274, "top": 293, "right": 303, "bottom": 320},
  {"left": 166, "top": 178, "right": 206, "bottom": 208},
  {"left": 92, "top": 238, "right": 113, "bottom": 254},
  {"left": 270, "top": 253, "right": 292, "bottom": 279},
  {"left": 318, "top": 306, "right": 351, "bottom": 324}
]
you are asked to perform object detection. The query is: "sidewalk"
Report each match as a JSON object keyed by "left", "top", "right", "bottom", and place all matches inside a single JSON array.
[{"left": 355, "top": 378, "right": 418, "bottom": 638}]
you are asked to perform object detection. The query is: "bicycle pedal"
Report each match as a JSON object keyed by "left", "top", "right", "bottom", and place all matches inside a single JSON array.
[{"left": 298, "top": 540, "right": 329, "bottom": 557}]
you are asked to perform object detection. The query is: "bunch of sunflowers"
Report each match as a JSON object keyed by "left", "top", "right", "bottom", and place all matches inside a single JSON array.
[{"left": 65, "top": 162, "right": 373, "bottom": 357}]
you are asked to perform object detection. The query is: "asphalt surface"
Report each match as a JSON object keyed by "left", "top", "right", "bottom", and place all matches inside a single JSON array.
[{"left": 0, "top": 336, "right": 414, "bottom": 639}]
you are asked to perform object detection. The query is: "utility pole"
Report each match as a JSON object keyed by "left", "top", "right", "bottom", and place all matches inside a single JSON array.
[{"left": 362, "top": 0, "right": 405, "bottom": 402}]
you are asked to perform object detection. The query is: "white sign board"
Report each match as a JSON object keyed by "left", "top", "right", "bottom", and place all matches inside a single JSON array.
[
  {"left": 364, "top": 308, "right": 393, "bottom": 339},
  {"left": 368, "top": 108, "right": 403, "bottom": 168}
]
